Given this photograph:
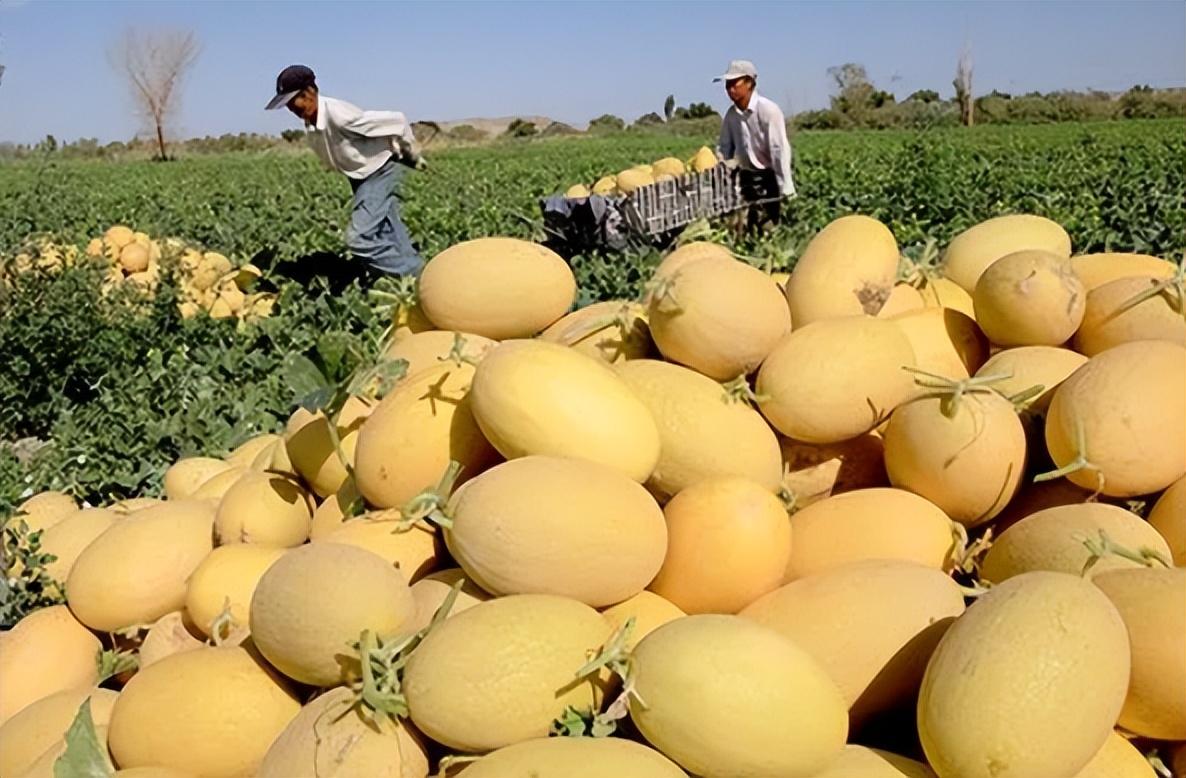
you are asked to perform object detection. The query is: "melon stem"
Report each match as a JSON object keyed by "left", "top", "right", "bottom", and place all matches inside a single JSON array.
[
  {"left": 1033, "top": 418, "right": 1105, "bottom": 497},
  {"left": 1080, "top": 529, "right": 1172, "bottom": 576}
]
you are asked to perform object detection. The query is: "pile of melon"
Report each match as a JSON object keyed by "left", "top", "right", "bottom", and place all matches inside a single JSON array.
[
  {"left": 566, "top": 146, "right": 719, "bottom": 199},
  {"left": 2, "top": 214, "right": 1184, "bottom": 778}
]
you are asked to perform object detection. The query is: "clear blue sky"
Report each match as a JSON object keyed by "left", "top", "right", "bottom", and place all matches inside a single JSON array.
[{"left": 1, "top": 0, "right": 1183, "bottom": 144}]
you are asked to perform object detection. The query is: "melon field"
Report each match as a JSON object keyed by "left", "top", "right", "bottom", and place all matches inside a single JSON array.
[{"left": 0, "top": 119, "right": 1184, "bottom": 778}]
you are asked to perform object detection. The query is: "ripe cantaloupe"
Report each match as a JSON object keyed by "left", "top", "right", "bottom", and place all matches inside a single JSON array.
[
  {"left": 742, "top": 560, "right": 964, "bottom": 725},
  {"left": 591, "top": 175, "right": 617, "bottom": 196},
  {"left": 470, "top": 340, "right": 660, "bottom": 482},
  {"left": 1092, "top": 567, "right": 1186, "bottom": 740},
  {"left": 257, "top": 686, "right": 428, "bottom": 778},
  {"left": 1073, "top": 275, "right": 1185, "bottom": 356},
  {"left": 810, "top": 745, "right": 938, "bottom": 778},
  {"left": 649, "top": 477, "right": 790, "bottom": 614},
  {"left": 600, "top": 591, "right": 686, "bottom": 650},
  {"left": 1045, "top": 340, "right": 1185, "bottom": 497},
  {"left": 877, "top": 283, "right": 926, "bottom": 318},
  {"left": 615, "top": 359, "right": 782, "bottom": 500},
  {"left": 315, "top": 517, "right": 440, "bottom": 583},
  {"left": 108, "top": 646, "right": 301, "bottom": 777},
  {"left": 308, "top": 477, "right": 362, "bottom": 539},
  {"left": 354, "top": 361, "right": 499, "bottom": 509},
  {"left": 1148, "top": 475, "right": 1185, "bottom": 565},
  {"left": 213, "top": 472, "right": 312, "bottom": 547},
  {"left": 650, "top": 241, "right": 734, "bottom": 286},
  {"left": 884, "top": 391, "right": 1027, "bottom": 526},
  {"left": 653, "top": 157, "right": 688, "bottom": 178},
  {"left": 942, "top": 214, "right": 1071, "bottom": 293},
  {"left": 404, "top": 594, "right": 613, "bottom": 753},
  {"left": 889, "top": 307, "right": 987, "bottom": 382},
  {"left": 224, "top": 434, "right": 282, "bottom": 470},
  {"left": 446, "top": 456, "right": 666, "bottom": 607},
  {"left": 460, "top": 736, "right": 687, "bottom": 777},
  {"left": 382, "top": 329, "right": 497, "bottom": 378},
  {"left": 407, "top": 568, "right": 491, "bottom": 632},
  {"left": 785, "top": 215, "right": 900, "bottom": 324},
  {"left": 757, "top": 317, "right": 917, "bottom": 444},
  {"left": 981, "top": 503, "right": 1171, "bottom": 583},
  {"left": 163, "top": 457, "right": 235, "bottom": 500},
  {"left": 12, "top": 491, "right": 78, "bottom": 534},
  {"left": 1070, "top": 252, "right": 1177, "bottom": 291},
  {"left": 918, "top": 276, "right": 976, "bottom": 319},
  {"left": 249, "top": 543, "right": 416, "bottom": 687},
  {"left": 565, "top": 183, "right": 590, "bottom": 199},
  {"left": 974, "top": 346, "right": 1088, "bottom": 412},
  {"left": 1073, "top": 732, "right": 1156, "bottom": 778},
  {"left": 918, "top": 572, "right": 1129, "bottom": 778},
  {"left": 188, "top": 466, "right": 246, "bottom": 501},
  {"left": 973, "top": 250, "right": 1086, "bottom": 347},
  {"left": 285, "top": 396, "right": 374, "bottom": 499},
  {"left": 539, "top": 301, "right": 652, "bottom": 364},
  {"left": 779, "top": 434, "right": 887, "bottom": 509},
  {"left": 648, "top": 256, "right": 791, "bottom": 380},
  {"left": 617, "top": 168, "right": 655, "bottom": 194},
  {"left": 0, "top": 606, "right": 100, "bottom": 725},
  {"left": 630, "top": 614, "right": 848, "bottom": 778},
  {"left": 185, "top": 544, "right": 288, "bottom": 637},
  {"left": 0, "top": 688, "right": 118, "bottom": 777},
  {"left": 784, "top": 488, "right": 954, "bottom": 582},
  {"left": 418, "top": 238, "right": 575, "bottom": 339},
  {"left": 66, "top": 501, "right": 216, "bottom": 632},
  {"left": 691, "top": 146, "right": 717, "bottom": 172},
  {"left": 138, "top": 611, "right": 204, "bottom": 668}
]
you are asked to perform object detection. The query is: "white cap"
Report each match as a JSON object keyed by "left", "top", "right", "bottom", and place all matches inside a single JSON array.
[{"left": 713, "top": 59, "right": 757, "bottom": 82}]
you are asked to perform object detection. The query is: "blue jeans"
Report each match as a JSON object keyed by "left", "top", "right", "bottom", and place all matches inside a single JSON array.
[{"left": 347, "top": 159, "right": 423, "bottom": 276}]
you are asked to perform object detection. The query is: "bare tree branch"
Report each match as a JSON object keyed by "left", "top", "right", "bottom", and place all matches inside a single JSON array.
[
  {"left": 111, "top": 27, "right": 200, "bottom": 160},
  {"left": 954, "top": 43, "right": 974, "bottom": 127}
]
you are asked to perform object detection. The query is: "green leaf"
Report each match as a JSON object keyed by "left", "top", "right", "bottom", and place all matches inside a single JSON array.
[
  {"left": 54, "top": 700, "right": 113, "bottom": 778},
  {"left": 283, "top": 353, "right": 330, "bottom": 408}
]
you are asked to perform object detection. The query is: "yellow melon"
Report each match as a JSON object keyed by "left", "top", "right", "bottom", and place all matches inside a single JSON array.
[
  {"left": 973, "top": 250, "right": 1086, "bottom": 347},
  {"left": 1073, "top": 275, "right": 1185, "bottom": 356},
  {"left": 600, "top": 591, "right": 686, "bottom": 651},
  {"left": 460, "top": 737, "right": 687, "bottom": 777},
  {"left": 185, "top": 544, "right": 288, "bottom": 637},
  {"left": 0, "top": 606, "right": 100, "bottom": 725},
  {"left": 407, "top": 568, "right": 492, "bottom": 632},
  {"left": 38, "top": 508, "right": 119, "bottom": 584},
  {"left": 785, "top": 215, "right": 900, "bottom": 324},
  {"left": 779, "top": 434, "right": 888, "bottom": 510},
  {"left": 382, "top": 329, "right": 497, "bottom": 378},
  {"left": 889, "top": 307, "right": 987, "bottom": 382},
  {"left": 1071, "top": 253, "right": 1177, "bottom": 290},
  {"left": 1148, "top": 475, "right": 1185, "bottom": 565},
  {"left": 877, "top": 283, "right": 926, "bottom": 318},
  {"left": 0, "top": 688, "right": 118, "bottom": 777},
  {"left": 213, "top": 472, "right": 312, "bottom": 547},
  {"left": 942, "top": 214, "right": 1071, "bottom": 293},
  {"left": 974, "top": 346, "right": 1088, "bottom": 412},
  {"left": 539, "top": 301, "right": 652, "bottom": 364},
  {"left": 315, "top": 517, "right": 441, "bottom": 583}
]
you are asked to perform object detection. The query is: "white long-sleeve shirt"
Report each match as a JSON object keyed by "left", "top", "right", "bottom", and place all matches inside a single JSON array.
[
  {"left": 305, "top": 95, "right": 417, "bottom": 179},
  {"left": 718, "top": 92, "right": 795, "bottom": 197}
]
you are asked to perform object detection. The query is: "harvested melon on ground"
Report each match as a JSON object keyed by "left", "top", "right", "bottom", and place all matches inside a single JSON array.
[
  {"left": 108, "top": 645, "right": 301, "bottom": 778},
  {"left": 648, "top": 256, "right": 791, "bottom": 380},
  {"left": 0, "top": 605, "right": 101, "bottom": 725},
  {"left": 877, "top": 283, "right": 926, "bottom": 318},
  {"left": 917, "top": 275, "right": 977, "bottom": 319},
  {"left": 1093, "top": 566, "right": 1186, "bottom": 741},
  {"left": 139, "top": 611, "right": 204, "bottom": 668},
  {"left": 285, "top": 395, "right": 374, "bottom": 499},
  {"left": 1071, "top": 252, "right": 1177, "bottom": 290},
  {"left": 224, "top": 433, "right": 282, "bottom": 470},
  {"left": 616, "top": 359, "right": 783, "bottom": 500},
  {"left": 742, "top": 560, "right": 964, "bottom": 727},
  {"left": 629, "top": 614, "right": 847, "bottom": 778},
  {"left": 249, "top": 543, "right": 416, "bottom": 687},
  {"left": 470, "top": 339, "right": 660, "bottom": 482},
  {"left": 1073, "top": 732, "right": 1156, "bottom": 778},
  {"left": 1073, "top": 274, "right": 1185, "bottom": 356},
  {"left": 889, "top": 307, "right": 987, "bottom": 383},
  {"left": 785, "top": 215, "right": 900, "bottom": 324},
  {"left": 811, "top": 745, "right": 937, "bottom": 778},
  {"left": 757, "top": 317, "right": 917, "bottom": 444},
  {"left": 784, "top": 488, "right": 955, "bottom": 582},
  {"left": 1148, "top": 475, "right": 1185, "bottom": 565},
  {"left": 188, "top": 465, "right": 246, "bottom": 501},
  {"left": 883, "top": 389, "right": 1027, "bottom": 526},
  {"left": 779, "top": 434, "right": 887, "bottom": 510},
  {"left": 408, "top": 568, "right": 492, "bottom": 632},
  {"left": 1045, "top": 340, "right": 1185, "bottom": 497},
  {"left": 539, "top": 301, "right": 652, "bottom": 364},
  {"left": 649, "top": 477, "right": 790, "bottom": 614},
  {"left": 185, "top": 544, "right": 288, "bottom": 638},
  {"left": 460, "top": 737, "right": 687, "bottom": 778},
  {"left": 600, "top": 591, "right": 686, "bottom": 650},
  {"left": 418, "top": 238, "right": 576, "bottom": 339},
  {"left": 354, "top": 361, "right": 499, "bottom": 509},
  {"left": 163, "top": 456, "right": 235, "bottom": 500},
  {"left": 919, "top": 572, "right": 1128, "bottom": 778},
  {"left": 0, "top": 687, "right": 119, "bottom": 778},
  {"left": 213, "top": 472, "right": 312, "bottom": 547},
  {"left": 972, "top": 249, "right": 1086, "bottom": 347},
  {"left": 10, "top": 491, "right": 78, "bottom": 534},
  {"left": 308, "top": 477, "right": 362, "bottom": 539},
  {"left": 315, "top": 516, "right": 441, "bottom": 583},
  {"left": 257, "top": 686, "right": 428, "bottom": 778},
  {"left": 37, "top": 507, "right": 119, "bottom": 585},
  {"left": 67, "top": 501, "right": 216, "bottom": 633},
  {"left": 446, "top": 456, "right": 666, "bottom": 607},
  {"left": 382, "top": 329, "right": 497, "bottom": 377},
  {"left": 649, "top": 241, "right": 735, "bottom": 287},
  {"left": 974, "top": 346, "right": 1087, "bottom": 412},
  {"left": 980, "top": 503, "right": 1171, "bottom": 583},
  {"left": 942, "top": 214, "right": 1071, "bottom": 293},
  {"left": 404, "top": 594, "right": 613, "bottom": 753}
]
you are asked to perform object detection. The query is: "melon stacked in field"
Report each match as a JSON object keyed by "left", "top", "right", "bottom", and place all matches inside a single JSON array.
[{"left": 3, "top": 220, "right": 1182, "bottom": 778}]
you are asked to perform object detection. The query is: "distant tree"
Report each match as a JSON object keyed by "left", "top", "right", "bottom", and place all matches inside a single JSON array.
[
  {"left": 634, "top": 112, "right": 665, "bottom": 127},
  {"left": 448, "top": 124, "right": 487, "bottom": 142},
  {"left": 588, "top": 114, "right": 626, "bottom": 133},
  {"left": 827, "top": 63, "right": 876, "bottom": 123},
  {"left": 986, "top": 89, "right": 1012, "bottom": 100},
  {"left": 906, "top": 89, "right": 940, "bottom": 103},
  {"left": 39, "top": 134, "right": 58, "bottom": 153},
  {"left": 280, "top": 129, "right": 304, "bottom": 143},
  {"left": 505, "top": 118, "right": 537, "bottom": 138},
  {"left": 111, "top": 27, "right": 200, "bottom": 160},
  {"left": 663, "top": 94, "right": 675, "bottom": 121},
  {"left": 953, "top": 45, "right": 974, "bottom": 126},
  {"left": 871, "top": 90, "right": 896, "bottom": 109}
]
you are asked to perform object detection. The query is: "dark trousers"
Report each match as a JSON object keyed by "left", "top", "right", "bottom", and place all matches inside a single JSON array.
[{"left": 738, "top": 169, "right": 782, "bottom": 230}]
